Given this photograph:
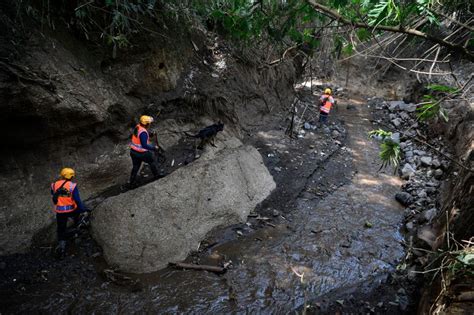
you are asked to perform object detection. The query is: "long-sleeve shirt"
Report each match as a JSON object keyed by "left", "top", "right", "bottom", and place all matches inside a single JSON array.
[{"left": 139, "top": 129, "right": 157, "bottom": 151}]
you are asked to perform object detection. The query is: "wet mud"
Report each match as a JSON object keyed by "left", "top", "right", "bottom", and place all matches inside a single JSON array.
[{"left": 0, "top": 90, "right": 410, "bottom": 314}]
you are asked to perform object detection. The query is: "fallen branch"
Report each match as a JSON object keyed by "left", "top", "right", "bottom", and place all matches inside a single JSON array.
[{"left": 169, "top": 262, "right": 226, "bottom": 274}]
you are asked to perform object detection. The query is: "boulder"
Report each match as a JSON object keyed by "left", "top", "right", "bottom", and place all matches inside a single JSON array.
[
  {"left": 417, "top": 190, "right": 428, "bottom": 199},
  {"left": 413, "top": 150, "right": 426, "bottom": 156},
  {"left": 92, "top": 144, "right": 275, "bottom": 273},
  {"left": 399, "top": 103, "right": 417, "bottom": 112},
  {"left": 391, "top": 118, "right": 402, "bottom": 127},
  {"left": 391, "top": 132, "right": 401, "bottom": 144},
  {"left": 389, "top": 101, "right": 404, "bottom": 111},
  {"left": 395, "top": 192, "right": 413, "bottom": 207},
  {"left": 423, "top": 208, "right": 437, "bottom": 222},
  {"left": 401, "top": 163, "right": 416, "bottom": 179},
  {"left": 420, "top": 156, "right": 433, "bottom": 166}
]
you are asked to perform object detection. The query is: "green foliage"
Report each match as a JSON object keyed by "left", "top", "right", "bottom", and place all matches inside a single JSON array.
[
  {"left": 417, "top": 84, "right": 459, "bottom": 122},
  {"left": 442, "top": 247, "right": 474, "bottom": 281},
  {"left": 368, "top": 128, "right": 392, "bottom": 140},
  {"left": 379, "top": 140, "right": 401, "bottom": 170},
  {"left": 18, "top": 0, "right": 463, "bottom": 59},
  {"left": 74, "top": 0, "right": 157, "bottom": 47},
  {"left": 369, "top": 129, "right": 400, "bottom": 171},
  {"left": 192, "top": 0, "right": 324, "bottom": 55}
]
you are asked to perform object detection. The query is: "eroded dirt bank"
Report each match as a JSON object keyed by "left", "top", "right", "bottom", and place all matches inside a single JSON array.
[{"left": 0, "top": 86, "right": 414, "bottom": 313}]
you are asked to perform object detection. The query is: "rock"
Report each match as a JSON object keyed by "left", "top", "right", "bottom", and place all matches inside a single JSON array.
[
  {"left": 304, "top": 122, "right": 312, "bottom": 130},
  {"left": 323, "top": 127, "right": 330, "bottom": 134},
  {"left": 401, "top": 163, "right": 416, "bottom": 179},
  {"left": 331, "top": 130, "right": 340, "bottom": 138},
  {"left": 417, "top": 226, "right": 437, "bottom": 249},
  {"left": 434, "top": 169, "right": 443, "bottom": 179},
  {"left": 405, "top": 221, "right": 414, "bottom": 232},
  {"left": 413, "top": 150, "right": 426, "bottom": 156},
  {"left": 272, "top": 209, "right": 280, "bottom": 217},
  {"left": 391, "top": 132, "right": 400, "bottom": 144},
  {"left": 420, "top": 156, "right": 432, "bottom": 166},
  {"left": 441, "top": 160, "right": 450, "bottom": 170},
  {"left": 423, "top": 208, "right": 437, "bottom": 222},
  {"left": 395, "top": 192, "right": 413, "bottom": 206},
  {"left": 399, "top": 103, "right": 417, "bottom": 112},
  {"left": 406, "top": 130, "right": 416, "bottom": 137},
  {"left": 399, "top": 112, "right": 410, "bottom": 120},
  {"left": 400, "top": 141, "right": 409, "bottom": 150},
  {"left": 417, "top": 190, "right": 427, "bottom": 198},
  {"left": 391, "top": 118, "right": 402, "bottom": 127},
  {"left": 92, "top": 144, "right": 276, "bottom": 273},
  {"left": 274, "top": 167, "right": 282, "bottom": 172},
  {"left": 432, "top": 159, "right": 441, "bottom": 168},
  {"left": 406, "top": 104, "right": 417, "bottom": 112},
  {"left": 407, "top": 265, "right": 418, "bottom": 280},
  {"left": 388, "top": 101, "right": 404, "bottom": 111},
  {"left": 426, "top": 180, "right": 440, "bottom": 187},
  {"left": 404, "top": 150, "right": 414, "bottom": 158}
]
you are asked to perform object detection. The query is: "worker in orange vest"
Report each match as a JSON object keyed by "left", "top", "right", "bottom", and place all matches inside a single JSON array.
[
  {"left": 129, "top": 115, "right": 160, "bottom": 187},
  {"left": 319, "top": 88, "right": 335, "bottom": 124},
  {"left": 50, "top": 167, "right": 87, "bottom": 258}
]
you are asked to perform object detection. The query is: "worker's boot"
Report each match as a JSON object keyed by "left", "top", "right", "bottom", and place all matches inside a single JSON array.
[
  {"left": 127, "top": 174, "right": 138, "bottom": 189},
  {"left": 56, "top": 240, "right": 67, "bottom": 260}
]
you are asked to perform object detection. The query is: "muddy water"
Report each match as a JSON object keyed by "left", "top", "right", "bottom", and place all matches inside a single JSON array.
[{"left": 2, "top": 97, "right": 405, "bottom": 313}]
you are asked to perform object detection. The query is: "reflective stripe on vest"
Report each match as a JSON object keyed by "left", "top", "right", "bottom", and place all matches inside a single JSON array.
[
  {"left": 130, "top": 125, "right": 150, "bottom": 153},
  {"left": 52, "top": 180, "right": 77, "bottom": 213},
  {"left": 320, "top": 94, "right": 332, "bottom": 114}
]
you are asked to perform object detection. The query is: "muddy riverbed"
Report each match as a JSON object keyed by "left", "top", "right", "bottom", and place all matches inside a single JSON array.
[{"left": 0, "top": 89, "right": 414, "bottom": 314}]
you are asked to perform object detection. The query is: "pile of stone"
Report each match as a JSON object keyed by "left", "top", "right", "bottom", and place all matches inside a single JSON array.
[{"left": 370, "top": 98, "right": 452, "bottom": 249}]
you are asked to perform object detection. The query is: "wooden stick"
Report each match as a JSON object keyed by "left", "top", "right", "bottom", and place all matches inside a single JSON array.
[{"left": 170, "top": 262, "right": 226, "bottom": 274}]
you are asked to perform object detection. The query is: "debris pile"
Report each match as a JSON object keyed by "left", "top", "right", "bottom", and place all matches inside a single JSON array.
[{"left": 371, "top": 97, "right": 453, "bottom": 254}]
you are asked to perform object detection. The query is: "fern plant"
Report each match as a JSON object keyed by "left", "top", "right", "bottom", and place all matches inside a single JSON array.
[
  {"left": 369, "top": 129, "right": 401, "bottom": 171},
  {"left": 416, "top": 84, "right": 459, "bottom": 122},
  {"left": 379, "top": 139, "right": 401, "bottom": 171}
]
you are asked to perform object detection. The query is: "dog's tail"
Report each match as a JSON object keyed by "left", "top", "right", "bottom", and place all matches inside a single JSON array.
[{"left": 184, "top": 131, "right": 198, "bottom": 138}]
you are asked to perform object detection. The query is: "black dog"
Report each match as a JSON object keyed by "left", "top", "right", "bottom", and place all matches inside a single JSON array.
[{"left": 186, "top": 122, "right": 224, "bottom": 150}]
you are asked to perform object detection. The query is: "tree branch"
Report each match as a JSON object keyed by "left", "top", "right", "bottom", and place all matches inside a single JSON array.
[{"left": 306, "top": 0, "right": 474, "bottom": 62}]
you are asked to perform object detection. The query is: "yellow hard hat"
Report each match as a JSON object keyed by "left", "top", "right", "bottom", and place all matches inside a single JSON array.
[
  {"left": 324, "top": 88, "right": 332, "bottom": 95},
  {"left": 140, "top": 115, "right": 154, "bottom": 125},
  {"left": 60, "top": 168, "right": 75, "bottom": 180}
]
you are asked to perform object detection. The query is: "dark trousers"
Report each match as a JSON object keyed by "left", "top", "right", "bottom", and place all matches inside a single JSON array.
[
  {"left": 130, "top": 150, "right": 158, "bottom": 184},
  {"left": 56, "top": 211, "right": 80, "bottom": 241},
  {"left": 319, "top": 112, "right": 329, "bottom": 124}
]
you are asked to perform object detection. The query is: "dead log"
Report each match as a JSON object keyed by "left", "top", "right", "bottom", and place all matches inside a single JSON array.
[{"left": 170, "top": 262, "right": 226, "bottom": 274}]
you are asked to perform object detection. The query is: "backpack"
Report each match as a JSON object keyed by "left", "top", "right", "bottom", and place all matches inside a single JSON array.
[
  {"left": 52, "top": 180, "right": 70, "bottom": 205},
  {"left": 320, "top": 96, "right": 329, "bottom": 107}
]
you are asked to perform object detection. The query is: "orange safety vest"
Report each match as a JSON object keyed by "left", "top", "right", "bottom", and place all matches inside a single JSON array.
[
  {"left": 320, "top": 94, "right": 333, "bottom": 114},
  {"left": 51, "top": 180, "right": 77, "bottom": 213},
  {"left": 130, "top": 125, "right": 150, "bottom": 153}
]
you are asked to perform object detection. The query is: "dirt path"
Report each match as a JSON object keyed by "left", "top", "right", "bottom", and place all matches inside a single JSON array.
[{"left": 0, "top": 92, "right": 409, "bottom": 314}]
